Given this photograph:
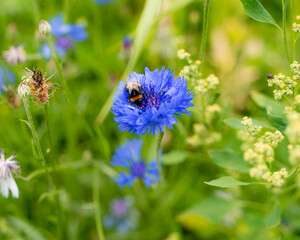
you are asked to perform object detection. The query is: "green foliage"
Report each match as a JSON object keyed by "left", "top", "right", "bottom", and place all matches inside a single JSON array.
[
  {"left": 266, "top": 109, "right": 288, "bottom": 133},
  {"left": 264, "top": 202, "right": 281, "bottom": 228},
  {"left": 240, "top": 0, "right": 281, "bottom": 30},
  {"left": 209, "top": 149, "right": 250, "bottom": 173},
  {"left": 0, "top": 0, "right": 299, "bottom": 239},
  {"left": 205, "top": 176, "right": 252, "bottom": 188},
  {"left": 251, "top": 91, "right": 286, "bottom": 116},
  {"left": 162, "top": 150, "right": 188, "bottom": 165}
]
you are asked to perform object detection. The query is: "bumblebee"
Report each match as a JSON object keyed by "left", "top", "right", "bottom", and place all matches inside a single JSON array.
[{"left": 126, "top": 82, "right": 143, "bottom": 106}]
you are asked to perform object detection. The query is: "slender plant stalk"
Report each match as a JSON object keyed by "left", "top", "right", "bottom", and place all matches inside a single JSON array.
[
  {"left": 22, "top": 98, "right": 53, "bottom": 186},
  {"left": 44, "top": 104, "right": 52, "bottom": 150},
  {"left": 47, "top": 36, "right": 97, "bottom": 142},
  {"left": 93, "top": 171, "right": 105, "bottom": 240},
  {"left": 47, "top": 37, "right": 68, "bottom": 92},
  {"left": 282, "top": 0, "right": 292, "bottom": 63},
  {"left": 23, "top": 98, "right": 64, "bottom": 238},
  {"left": 291, "top": 0, "right": 296, "bottom": 60},
  {"left": 155, "top": 131, "right": 164, "bottom": 176},
  {"left": 199, "top": 0, "right": 211, "bottom": 72}
]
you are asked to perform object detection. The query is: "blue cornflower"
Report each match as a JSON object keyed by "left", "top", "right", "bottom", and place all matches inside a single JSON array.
[
  {"left": 93, "top": 0, "right": 116, "bottom": 5},
  {"left": 104, "top": 196, "right": 138, "bottom": 233},
  {"left": 111, "top": 67, "right": 194, "bottom": 136},
  {"left": 49, "top": 14, "right": 88, "bottom": 42},
  {"left": 0, "top": 65, "right": 16, "bottom": 93},
  {"left": 41, "top": 14, "right": 88, "bottom": 60},
  {"left": 111, "top": 139, "right": 160, "bottom": 188}
]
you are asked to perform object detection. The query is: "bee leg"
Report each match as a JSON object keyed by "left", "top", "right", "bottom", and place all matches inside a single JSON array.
[{"left": 128, "top": 98, "right": 131, "bottom": 106}]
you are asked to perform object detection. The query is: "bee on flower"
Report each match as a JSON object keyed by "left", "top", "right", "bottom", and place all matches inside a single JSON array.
[
  {"left": 111, "top": 67, "right": 193, "bottom": 136},
  {"left": 0, "top": 149, "right": 20, "bottom": 198}
]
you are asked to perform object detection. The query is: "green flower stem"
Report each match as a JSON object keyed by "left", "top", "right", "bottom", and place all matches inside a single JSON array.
[
  {"left": 284, "top": 95, "right": 294, "bottom": 109},
  {"left": 44, "top": 104, "right": 52, "bottom": 151},
  {"left": 23, "top": 98, "right": 53, "bottom": 186},
  {"left": 201, "top": 95, "right": 207, "bottom": 125},
  {"left": 199, "top": 0, "right": 211, "bottom": 72},
  {"left": 47, "top": 36, "right": 97, "bottom": 146},
  {"left": 282, "top": 0, "right": 292, "bottom": 64},
  {"left": 291, "top": 0, "right": 296, "bottom": 60},
  {"left": 47, "top": 36, "right": 68, "bottom": 93},
  {"left": 155, "top": 131, "right": 164, "bottom": 176},
  {"left": 93, "top": 171, "right": 105, "bottom": 240}
]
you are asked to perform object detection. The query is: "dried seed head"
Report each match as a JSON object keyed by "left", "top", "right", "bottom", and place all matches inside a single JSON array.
[
  {"left": 4, "top": 86, "right": 21, "bottom": 108},
  {"left": 20, "top": 67, "right": 57, "bottom": 103},
  {"left": 28, "top": 68, "right": 55, "bottom": 103}
]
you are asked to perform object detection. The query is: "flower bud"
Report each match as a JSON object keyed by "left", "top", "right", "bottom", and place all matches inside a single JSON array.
[
  {"left": 18, "top": 81, "right": 30, "bottom": 98},
  {"left": 39, "top": 20, "right": 51, "bottom": 37}
]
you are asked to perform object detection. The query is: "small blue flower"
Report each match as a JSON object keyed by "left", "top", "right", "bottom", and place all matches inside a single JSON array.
[
  {"left": 0, "top": 65, "right": 16, "bottom": 93},
  {"left": 93, "top": 0, "right": 116, "bottom": 5},
  {"left": 111, "top": 67, "right": 194, "bottom": 136},
  {"left": 104, "top": 196, "right": 138, "bottom": 233},
  {"left": 41, "top": 43, "right": 67, "bottom": 60},
  {"left": 111, "top": 139, "right": 160, "bottom": 188},
  {"left": 42, "top": 14, "right": 88, "bottom": 60}
]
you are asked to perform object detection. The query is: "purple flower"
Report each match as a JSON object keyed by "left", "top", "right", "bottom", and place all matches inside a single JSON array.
[
  {"left": 111, "top": 67, "right": 194, "bottom": 136},
  {"left": 111, "top": 139, "right": 160, "bottom": 188},
  {"left": 104, "top": 196, "right": 138, "bottom": 233}
]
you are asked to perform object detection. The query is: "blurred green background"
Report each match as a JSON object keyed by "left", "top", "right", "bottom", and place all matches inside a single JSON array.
[{"left": 0, "top": 0, "right": 299, "bottom": 239}]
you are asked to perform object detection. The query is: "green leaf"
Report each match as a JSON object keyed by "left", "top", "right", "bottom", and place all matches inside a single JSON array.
[
  {"left": 208, "top": 93, "right": 221, "bottom": 105},
  {"left": 163, "top": 0, "right": 194, "bottom": 16},
  {"left": 205, "top": 176, "right": 251, "bottom": 188},
  {"left": 18, "top": 119, "right": 31, "bottom": 130},
  {"left": 240, "top": 0, "right": 281, "bottom": 30},
  {"left": 224, "top": 118, "right": 275, "bottom": 130},
  {"left": 250, "top": 91, "right": 285, "bottom": 117},
  {"left": 264, "top": 202, "right": 281, "bottom": 228},
  {"left": 209, "top": 150, "right": 250, "bottom": 173},
  {"left": 177, "top": 196, "right": 236, "bottom": 224},
  {"left": 266, "top": 109, "right": 288, "bottom": 133},
  {"left": 162, "top": 150, "right": 188, "bottom": 165},
  {"left": 8, "top": 216, "right": 47, "bottom": 240}
]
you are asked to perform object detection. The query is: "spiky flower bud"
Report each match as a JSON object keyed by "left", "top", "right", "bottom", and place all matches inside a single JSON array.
[
  {"left": 39, "top": 20, "right": 51, "bottom": 37},
  {"left": 17, "top": 81, "right": 30, "bottom": 98}
]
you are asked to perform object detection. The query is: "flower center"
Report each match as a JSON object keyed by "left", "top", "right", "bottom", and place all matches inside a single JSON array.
[
  {"left": 131, "top": 161, "right": 146, "bottom": 177},
  {"left": 139, "top": 83, "right": 171, "bottom": 110}
]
